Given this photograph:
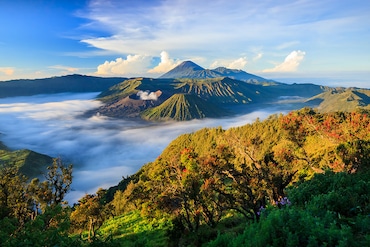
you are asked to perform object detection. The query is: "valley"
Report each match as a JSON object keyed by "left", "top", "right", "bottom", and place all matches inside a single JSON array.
[
  {"left": 0, "top": 62, "right": 369, "bottom": 246},
  {"left": 1, "top": 61, "right": 370, "bottom": 201}
]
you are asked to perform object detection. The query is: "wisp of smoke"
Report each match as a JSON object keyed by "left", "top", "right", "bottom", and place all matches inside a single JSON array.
[{"left": 137, "top": 90, "right": 158, "bottom": 100}]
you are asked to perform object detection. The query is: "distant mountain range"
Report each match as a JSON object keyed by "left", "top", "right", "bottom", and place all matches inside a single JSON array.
[
  {"left": 1, "top": 61, "right": 370, "bottom": 120},
  {"left": 160, "top": 61, "right": 277, "bottom": 85},
  {"left": 0, "top": 74, "right": 126, "bottom": 98}
]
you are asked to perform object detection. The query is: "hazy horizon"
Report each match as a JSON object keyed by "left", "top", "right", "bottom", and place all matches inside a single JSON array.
[{"left": 1, "top": 69, "right": 369, "bottom": 89}]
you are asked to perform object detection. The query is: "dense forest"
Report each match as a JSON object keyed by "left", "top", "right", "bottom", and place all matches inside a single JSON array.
[{"left": 1, "top": 108, "right": 369, "bottom": 246}]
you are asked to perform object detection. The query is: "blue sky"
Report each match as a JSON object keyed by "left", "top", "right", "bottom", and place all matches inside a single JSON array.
[{"left": 0, "top": 0, "right": 369, "bottom": 87}]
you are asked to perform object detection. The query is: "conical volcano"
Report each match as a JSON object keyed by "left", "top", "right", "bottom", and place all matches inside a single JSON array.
[{"left": 160, "top": 61, "right": 220, "bottom": 79}]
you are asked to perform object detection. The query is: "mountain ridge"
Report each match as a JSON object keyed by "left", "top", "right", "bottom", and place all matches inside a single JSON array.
[
  {"left": 0, "top": 74, "right": 126, "bottom": 98},
  {"left": 1, "top": 61, "right": 370, "bottom": 121},
  {"left": 160, "top": 61, "right": 277, "bottom": 85},
  {"left": 94, "top": 76, "right": 324, "bottom": 120}
]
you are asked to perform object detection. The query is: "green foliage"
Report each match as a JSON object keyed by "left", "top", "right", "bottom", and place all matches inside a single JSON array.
[
  {"left": 205, "top": 171, "right": 370, "bottom": 247},
  {"left": 28, "top": 158, "right": 73, "bottom": 210},
  {"left": 226, "top": 207, "right": 355, "bottom": 247},
  {"left": 0, "top": 158, "right": 78, "bottom": 246},
  {"left": 0, "top": 164, "right": 29, "bottom": 222},
  {"left": 108, "top": 108, "right": 370, "bottom": 245},
  {"left": 2, "top": 108, "right": 370, "bottom": 246},
  {"left": 288, "top": 171, "right": 370, "bottom": 218},
  {"left": 70, "top": 190, "right": 108, "bottom": 240},
  {"left": 103, "top": 174, "right": 138, "bottom": 203}
]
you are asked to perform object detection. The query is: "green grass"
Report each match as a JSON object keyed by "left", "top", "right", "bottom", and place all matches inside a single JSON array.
[
  {"left": 96, "top": 210, "right": 173, "bottom": 247},
  {"left": 0, "top": 149, "right": 52, "bottom": 178}
]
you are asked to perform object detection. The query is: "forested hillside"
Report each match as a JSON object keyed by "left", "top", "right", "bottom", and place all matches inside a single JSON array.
[{"left": 1, "top": 108, "right": 369, "bottom": 246}]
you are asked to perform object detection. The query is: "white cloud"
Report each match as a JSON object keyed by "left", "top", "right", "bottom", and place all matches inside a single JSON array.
[
  {"left": 137, "top": 90, "right": 158, "bottom": 100},
  {"left": 49, "top": 65, "right": 79, "bottom": 73},
  {"left": 0, "top": 67, "right": 15, "bottom": 76},
  {"left": 95, "top": 51, "right": 181, "bottom": 77},
  {"left": 148, "top": 51, "right": 180, "bottom": 74},
  {"left": 228, "top": 57, "right": 248, "bottom": 69},
  {"left": 253, "top": 53, "right": 263, "bottom": 61},
  {"left": 95, "top": 54, "right": 152, "bottom": 76},
  {"left": 210, "top": 57, "right": 248, "bottom": 69},
  {"left": 74, "top": 0, "right": 370, "bottom": 80},
  {"left": 276, "top": 41, "right": 300, "bottom": 50},
  {"left": 79, "top": 0, "right": 292, "bottom": 59},
  {"left": 263, "top": 50, "right": 306, "bottom": 72}
]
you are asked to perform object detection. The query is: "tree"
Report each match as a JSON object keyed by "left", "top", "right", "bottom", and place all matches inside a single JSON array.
[
  {"left": 70, "top": 189, "right": 106, "bottom": 241},
  {"left": 28, "top": 157, "right": 72, "bottom": 213},
  {"left": 0, "top": 159, "right": 76, "bottom": 246},
  {"left": 0, "top": 164, "right": 30, "bottom": 224}
]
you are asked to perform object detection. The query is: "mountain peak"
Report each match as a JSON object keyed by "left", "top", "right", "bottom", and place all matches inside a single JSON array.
[
  {"left": 159, "top": 60, "right": 274, "bottom": 84},
  {"left": 159, "top": 61, "right": 206, "bottom": 79},
  {"left": 176, "top": 61, "right": 204, "bottom": 71}
]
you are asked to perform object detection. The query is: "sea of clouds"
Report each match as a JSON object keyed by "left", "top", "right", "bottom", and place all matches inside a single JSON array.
[{"left": 0, "top": 93, "right": 300, "bottom": 203}]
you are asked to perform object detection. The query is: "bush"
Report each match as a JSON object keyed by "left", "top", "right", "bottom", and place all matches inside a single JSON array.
[{"left": 205, "top": 170, "right": 370, "bottom": 247}]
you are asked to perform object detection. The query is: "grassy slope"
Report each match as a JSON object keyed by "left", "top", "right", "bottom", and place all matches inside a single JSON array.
[
  {"left": 0, "top": 148, "right": 53, "bottom": 178},
  {"left": 95, "top": 210, "right": 172, "bottom": 247},
  {"left": 307, "top": 88, "right": 370, "bottom": 112}
]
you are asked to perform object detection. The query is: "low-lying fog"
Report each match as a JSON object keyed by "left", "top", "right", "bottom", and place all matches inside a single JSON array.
[{"left": 0, "top": 93, "right": 303, "bottom": 203}]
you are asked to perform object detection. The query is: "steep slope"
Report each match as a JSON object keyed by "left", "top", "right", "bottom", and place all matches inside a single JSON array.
[
  {"left": 0, "top": 74, "right": 126, "bottom": 98},
  {"left": 160, "top": 61, "right": 220, "bottom": 79},
  {"left": 306, "top": 88, "right": 370, "bottom": 112},
  {"left": 0, "top": 140, "right": 8, "bottom": 150},
  {"left": 0, "top": 148, "right": 53, "bottom": 178},
  {"left": 174, "top": 77, "right": 267, "bottom": 104},
  {"left": 141, "top": 93, "right": 228, "bottom": 121}
]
